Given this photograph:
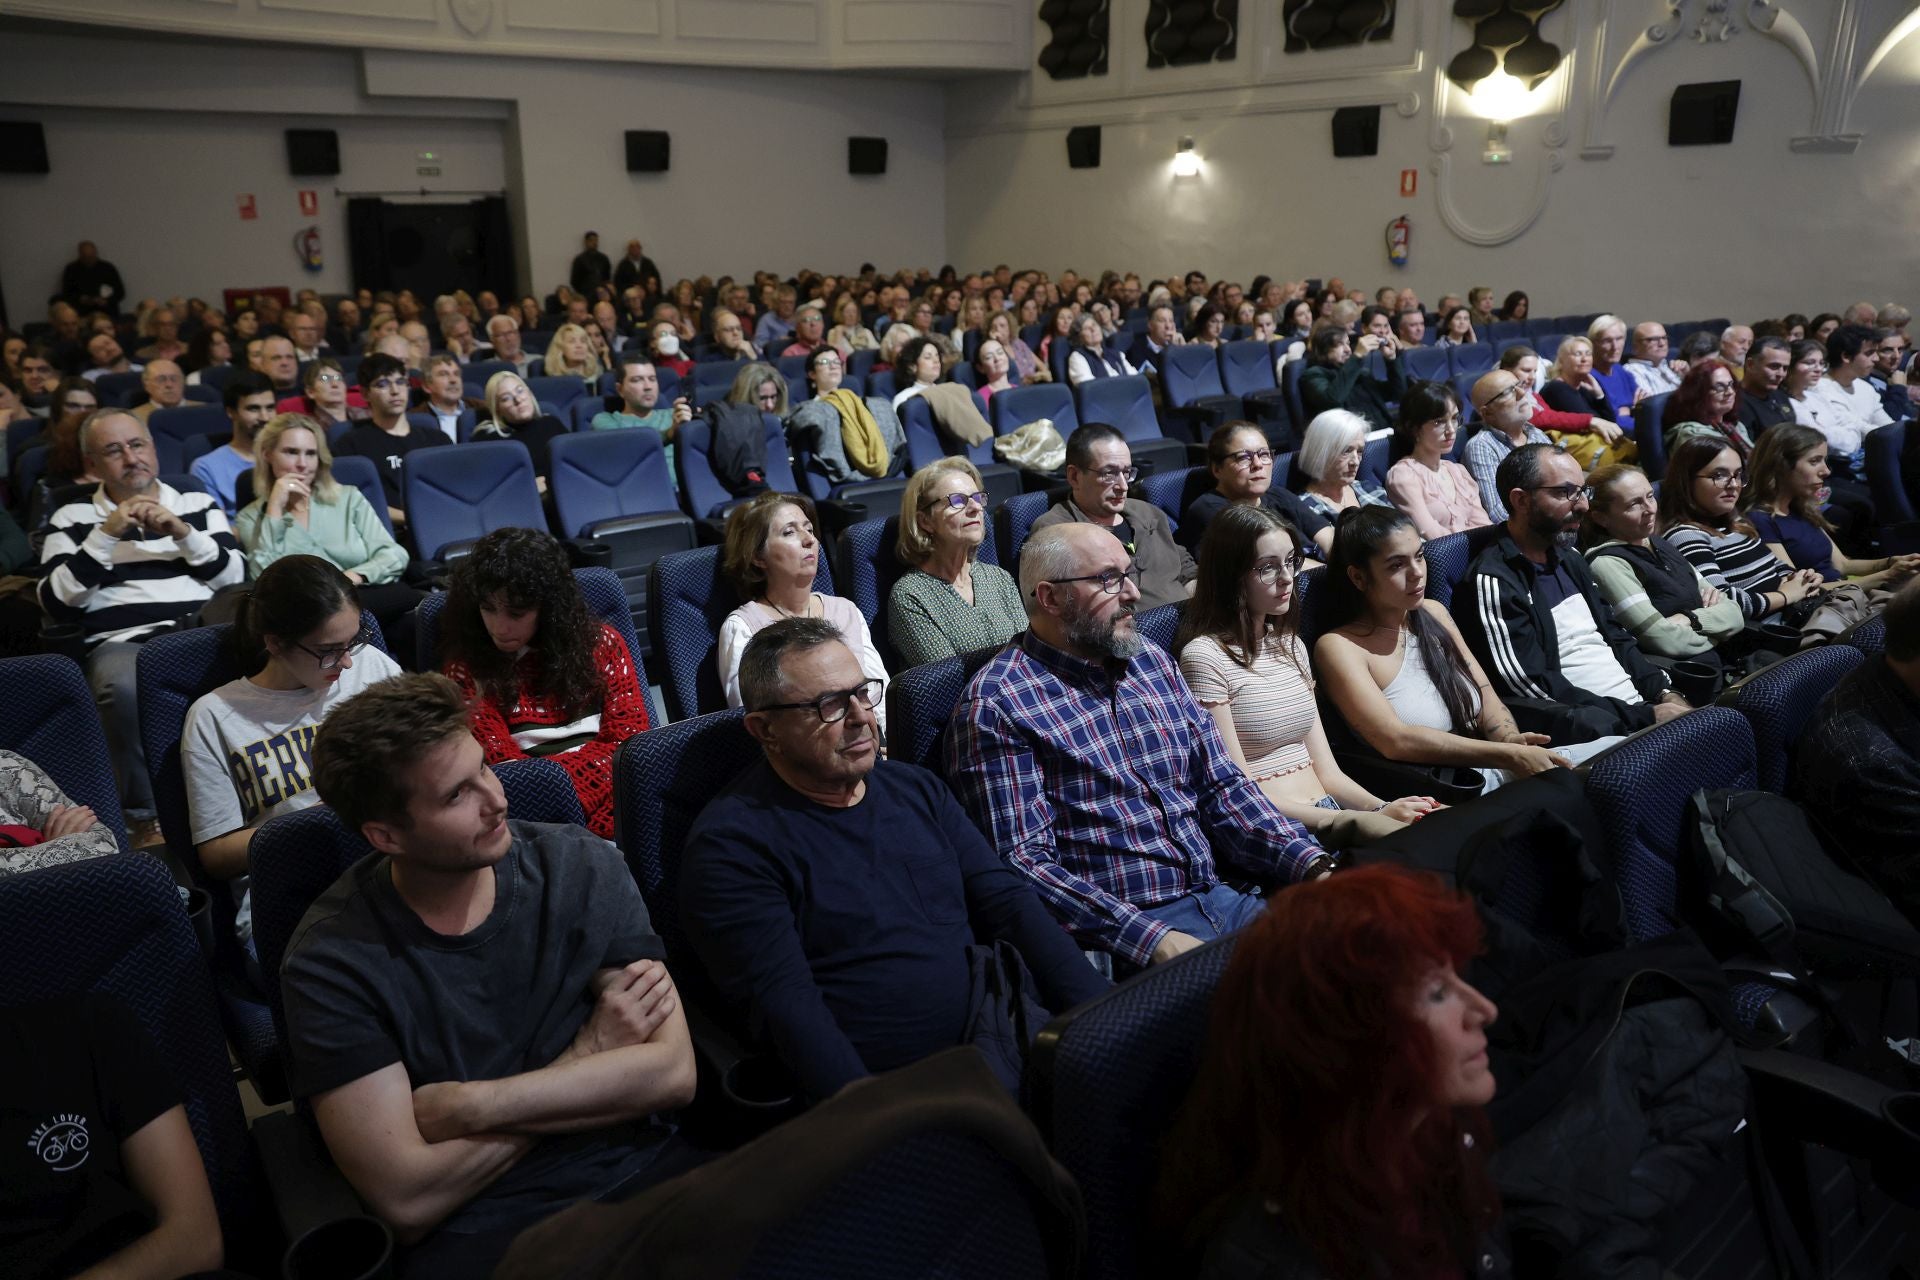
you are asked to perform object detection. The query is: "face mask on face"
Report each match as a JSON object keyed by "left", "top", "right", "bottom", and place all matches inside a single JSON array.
[{"left": 655, "top": 333, "right": 681, "bottom": 357}]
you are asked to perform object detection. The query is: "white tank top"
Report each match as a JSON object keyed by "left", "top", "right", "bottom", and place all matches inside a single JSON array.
[{"left": 1380, "top": 631, "right": 1481, "bottom": 732}]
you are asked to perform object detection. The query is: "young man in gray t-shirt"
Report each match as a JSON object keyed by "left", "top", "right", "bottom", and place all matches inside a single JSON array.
[{"left": 283, "top": 674, "right": 696, "bottom": 1276}]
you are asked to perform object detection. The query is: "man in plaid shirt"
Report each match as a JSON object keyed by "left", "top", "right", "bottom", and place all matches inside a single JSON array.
[{"left": 946, "top": 524, "right": 1329, "bottom": 971}]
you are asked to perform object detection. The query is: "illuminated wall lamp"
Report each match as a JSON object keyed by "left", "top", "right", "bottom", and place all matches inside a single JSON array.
[{"left": 1172, "top": 137, "right": 1201, "bottom": 177}]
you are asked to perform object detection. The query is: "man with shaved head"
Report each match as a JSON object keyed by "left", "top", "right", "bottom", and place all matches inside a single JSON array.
[{"left": 945, "top": 520, "right": 1335, "bottom": 975}]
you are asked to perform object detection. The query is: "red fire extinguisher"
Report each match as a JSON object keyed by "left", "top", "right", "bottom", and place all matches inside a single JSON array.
[
  {"left": 1386, "top": 216, "right": 1410, "bottom": 268},
  {"left": 294, "top": 226, "right": 323, "bottom": 273}
]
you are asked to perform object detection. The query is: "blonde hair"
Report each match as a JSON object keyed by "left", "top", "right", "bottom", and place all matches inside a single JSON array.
[
  {"left": 543, "top": 323, "right": 603, "bottom": 379},
  {"left": 484, "top": 370, "right": 535, "bottom": 428},
  {"left": 896, "top": 456, "right": 986, "bottom": 566},
  {"left": 1553, "top": 335, "right": 1593, "bottom": 380},
  {"left": 878, "top": 323, "right": 920, "bottom": 365},
  {"left": 727, "top": 362, "right": 789, "bottom": 416},
  {"left": 250, "top": 413, "right": 340, "bottom": 508}
]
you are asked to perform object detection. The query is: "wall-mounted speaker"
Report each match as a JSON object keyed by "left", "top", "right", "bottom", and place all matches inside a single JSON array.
[
  {"left": 1066, "top": 125, "right": 1102, "bottom": 169},
  {"left": 625, "top": 130, "right": 671, "bottom": 173},
  {"left": 285, "top": 128, "right": 340, "bottom": 177},
  {"left": 1669, "top": 81, "right": 1740, "bottom": 146},
  {"left": 848, "top": 136, "right": 888, "bottom": 176},
  {"left": 0, "top": 121, "right": 49, "bottom": 174},
  {"left": 1330, "top": 105, "right": 1380, "bottom": 158}
]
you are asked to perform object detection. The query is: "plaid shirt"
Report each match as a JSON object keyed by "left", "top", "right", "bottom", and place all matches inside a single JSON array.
[{"left": 945, "top": 630, "right": 1321, "bottom": 966}]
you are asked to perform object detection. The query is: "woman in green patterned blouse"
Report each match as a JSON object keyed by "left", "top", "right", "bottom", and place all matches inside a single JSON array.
[{"left": 887, "top": 457, "right": 1029, "bottom": 667}]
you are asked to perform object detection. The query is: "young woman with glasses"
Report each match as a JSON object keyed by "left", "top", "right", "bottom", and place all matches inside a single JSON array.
[
  {"left": 1181, "top": 420, "right": 1333, "bottom": 558},
  {"left": 1174, "top": 504, "right": 1439, "bottom": 840},
  {"left": 1657, "top": 438, "right": 1823, "bottom": 623},
  {"left": 182, "top": 553, "right": 401, "bottom": 945},
  {"left": 1384, "top": 381, "right": 1491, "bottom": 539},
  {"left": 439, "top": 527, "right": 651, "bottom": 838},
  {"left": 888, "top": 457, "right": 1026, "bottom": 666}
]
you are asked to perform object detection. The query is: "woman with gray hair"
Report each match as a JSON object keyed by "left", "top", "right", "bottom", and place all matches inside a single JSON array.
[
  {"left": 888, "top": 457, "right": 1027, "bottom": 666},
  {"left": 1297, "top": 409, "right": 1390, "bottom": 522}
]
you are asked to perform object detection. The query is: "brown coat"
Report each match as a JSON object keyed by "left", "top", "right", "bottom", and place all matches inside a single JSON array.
[{"left": 1031, "top": 496, "right": 1196, "bottom": 611}]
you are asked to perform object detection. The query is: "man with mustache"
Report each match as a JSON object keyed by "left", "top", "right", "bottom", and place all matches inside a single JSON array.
[
  {"left": 678, "top": 619, "right": 1106, "bottom": 1101},
  {"left": 1454, "top": 441, "right": 1689, "bottom": 746},
  {"left": 947, "top": 523, "right": 1330, "bottom": 975},
  {"left": 39, "top": 410, "right": 244, "bottom": 828}
]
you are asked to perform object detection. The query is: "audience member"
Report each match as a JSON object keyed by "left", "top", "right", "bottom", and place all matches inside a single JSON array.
[
  {"left": 710, "top": 309, "right": 760, "bottom": 362},
  {"left": 1659, "top": 437, "right": 1824, "bottom": 626},
  {"left": 1185, "top": 303, "right": 1228, "bottom": 349},
  {"left": 1181, "top": 420, "right": 1333, "bottom": 557},
  {"left": 1033, "top": 423, "right": 1195, "bottom": 609},
  {"left": 946, "top": 521, "right": 1327, "bottom": 970},
  {"left": 592, "top": 352, "right": 691, "bottom": 472},
  {"left": 1499, "top": 290, "right": 1529, "bottom": 322},
  {"left": 1066, "top": 312, "right": 1136, "bottom": 384},
  {"left": 287, "top": 672, "right": 696, "bottom": 1275},
  {"left": 40, "top": 410, "right": 245, "bottom": 823},
  {"left": 1394, "top": 308, "right": 1427, "bottom": 347},
  {"left": 1800, "top": 324, "right": 1892, "bottom": 484},
  {"left": 1662, "top": 358, "right": 1754, "bottom": 460},
  {"left": 543, "top": 323, "right": 605, "bottom": 382},
  {"left": 0, "top": 747, "right": 118, "bottom": 875},
  {"left": 439, "top": 528, "right": 650, "bottom": 838},
  {"left": 1626, "top": 322, "right": 1686, "bottom": 396},
  {"left": 256, "top": 334, "right": 300, "bottom": 394},
  {"left": 1500, "top": 342, "right": 1629, "bottom": 469},
  {"left": 1176, "top": 504, "right": 1434, "bottom": 842},
  {"left": 61, "top": 239, "right": 126, "bottom": 315},
  {"left": 285, "top": 309, "right": 328, "bottom": 362},
  {"left": 418, "top": 353, "right": 474, "bottom": 443},
  {"left": 1124, "top": 303, "right": 1183, "bottom": 378},
  {"left": 1157, "top": 865, "right": 1501, "bottom": 1279},
  {"left": 184, "top": 329, "right": 236, "bottom": 387},
  {"left": 134, "top": 306, "right": 186, "bottom": 363},
  {"left": 568, "top": 230, "right": 613, "bottom": 297},
  {"left": 717, "top": 492, "right": 888, "bottom": 720},
  {"left": 80, "top": 331, "right": 139, "bottom": 383},
  {"left": 727, "top": 360, "right": 790, "bottom": 419},
  {"left": 1718, "top": 324, "right": 1754, "bottom": 372},
  {"left": 18, "top": 343, "right": 59, "bottom": 414},
  {"left": 1315, "top": 507, "right": 1599, "bottom": 793},
  {"left": 26, "top": 379, "right": 101, "bottom": 521},
  {"left": 475, "top": 370, "right": 567, "bottom": 492},
  {"left": 827, "top": 294, "right": 878, "bottom": 356},
  {"left": 1468, "top": 287, "right": 1497, "bottom": 331},
  {"left": 1795, "top": 580, "right": 1920, "bottom": 917},
  {"left": 1, "top": 995, "right": 228, "bottom": 1278},
  {"left": 887, "top": 457, "right": 1027, "bottom": 666},
  {"left": 235, "top": 413, "right": 417, "bottom": 636},
  {"left": 126, "top": 359, "right": 185, "bottom": 426},
  {"left": 183, "top": 554, "right": 400, "bottom": 944},
  {"left": 1735, "top": 336, "right": 1796, "bottom": 437},
  {"left": 1581, "top": 464, "right": 1744, "bottom": 662},
  {"left": 1385, "top": 381, "right": 1490, "bottom": 538},
  {"left": 1585, "top": 315, "right": 1641, "bottom": 426},
  {"left": 286, "top": 356, "right": 366, "bottom": 435},
  {"left": 336, "top": 353, "right": 447, "bottom": 526},
  {"left": 787, "top": 345, "right": 904, "bottom": 484},
  {"left": 1464, "top": 368, "right": 1553, "bottom": 522},
  {"left": 680, "top": 617, "right": 1104, "bottom": 1100},
  {"left": 1296, "top": 409, "right": 1389, "bottom": 522},
  {"left": 486, "top": 315, "right": 534, "bottom": 374},
  {"left": 1434, "top": 306, "right": 1477, "bottom": 349},
  {"left": 1455, "top": 443, "right": 1688, "bottom": 741},
  {"left": 778, "top": 303, "right": 827, "bottom": 360},
  {"left": 1744, "top": 423, "right": 1920, "bottom": 587},
  {"left": 1299, "top": 324, "right": 1405, "bottom": 434}
]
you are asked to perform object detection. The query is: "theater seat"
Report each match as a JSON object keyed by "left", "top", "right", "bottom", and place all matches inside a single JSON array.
[
  {"left": 1216, "top": 340, "right": 1290, "bottom": 427},
  {"left": 647, "top": 545, "right": 835, "bottom": 723},
  {"left": 417, "top": 566, "right": 643, "bottom": 682},
  {"left": 1447, "top": 343, "right": 1496, "bottom": 378},
  {"left": 837, "top": 514, "right": 1002, "bottom": 670},
  {"left": 148, "top": 402, "right": 230, "bottom": 446},
  {"left": 1866, "top": 423, "right": 1914, "bottom": 523},
  {"left": 1717, "top": 645, "right": 1864, "bottom": 792},
  {"left": 1401, "top": 346, "right": 1451, "bottom": 382},
  {"left": 674, "top": 414, "right": 800, "bottom": 522},
  {"left": 1072, "top": 374, "right": 1188, "bottom": 478},
  {"left": 885, "top": 647, "right": 1006, "bottom": 775},
  {"left": 1157, "top": 347, "right": 1241, "bottom": 442},
  {"left": 996, "top": 488, "right": 1057, "bottom": 571},
  {"left": 93, "top": 370, "right": 145, "bottom": 408},
  {"left": 1634, "top": 392, "right": 1673, "bottom": 481},
  {"left": 403, "top": 440, "right": 547, "bottom": 563},
  {"left": 548, "top": 431, "right": 697, "bottom": 655},
  {"left": 0, "top": 654, "right": 129, "bottom": 850}
]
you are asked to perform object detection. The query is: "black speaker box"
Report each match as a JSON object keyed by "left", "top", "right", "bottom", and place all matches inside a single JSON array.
[
  {"left": 625, "top": 130, "right": 671, "bottom": 173},
  {"left": 285, "top": 129, "right": 340, "bottom": 177},
  {"left": 1669, "top": 81, "right": 1740, "bottom": 146},
  {"left": 848, "top": 136, "right": 888, "bottom": 176},
  {"left": 1066, "top": 125, "right": 1102, "bottom": 169},
  {"left": 0, "top": 121, "right": 49, "bottom": 174},
  {"left": 1331, "top": 105, "right": 1380, "bottom": 158}
]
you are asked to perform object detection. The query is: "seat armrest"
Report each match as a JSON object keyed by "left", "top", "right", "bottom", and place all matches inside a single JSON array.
[
  {"left": 1740, "top": 1047, "right": 1920, "bottom": 1202},
  {"left": 252, "top": 1109, "right": 376, "bottom": 1250}
]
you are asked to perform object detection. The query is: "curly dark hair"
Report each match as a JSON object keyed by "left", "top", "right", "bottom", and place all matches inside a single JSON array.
[{"left": 442, "top": 527, "right": 604, "bottom": 721}]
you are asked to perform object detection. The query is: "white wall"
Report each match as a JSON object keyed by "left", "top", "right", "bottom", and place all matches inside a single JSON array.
[{"left": 945, "top": 0, "right": 1920, "bottom": 323}]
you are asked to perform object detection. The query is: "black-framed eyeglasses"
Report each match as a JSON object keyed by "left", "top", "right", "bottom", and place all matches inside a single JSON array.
[
  {"left": 1478, "top": 383, "right": 1527, "bottom": 411},
  {"left": 924, "top": 490, "right": 988, "bottom": 512},
  {"left": 1048, "top": 564, "right": 1142, "bottom": 595},
  {"left": 1223, "top": 448, "right": 1274, "bottom": 468},
  {"left": 1696, "top": 468, "right": 1745, "bottom": 488},
  {"left": 1531, "top": 483, "right": 1594, "bottom": 503},
  {"left": 293, "top": 616, "right": 374, "bottom": 671},
  {"left": 1087, "top": 465, "right": 1138, "bottom": 485},
  {"left": 757, "top": 677, "right": 883, "bottom": 724}
]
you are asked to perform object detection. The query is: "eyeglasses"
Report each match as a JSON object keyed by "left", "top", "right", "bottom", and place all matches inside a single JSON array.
[
  {"left": 312, "top": 372, "right": 344, "bottom": 385},
  {"left": 1697, "top": 468, "right": 1745, "bottom": 488},
  {"left": 1531, "top": 483, "right": 1594, "bottom": 503},
  {"left": 1477, "top": 383, "right": 1527, "bottom": 411},
  {"left": 1086, "top": 465, "right": 1138, "bottom": 485},
  {"left": 1223, "top": 448, "right": 1274, "bottom": 468},
  {"left": 758, "top": 677, "right": 883, "bottom": 724},
  {"left": 924, "top": 490, "right": 988, "bottom": 511},
  {"left": 1048, "top": 564, "right": 1142, "bottom": 595},
  {"left": 293, "top": 616, "right": 374, "bottom": 671},
  {"left": 1707, "top": 382, "right": 1736, "bottom": 395},
  {"left": 1251, "top": 553, "right": 1303, "bottom": 584}
]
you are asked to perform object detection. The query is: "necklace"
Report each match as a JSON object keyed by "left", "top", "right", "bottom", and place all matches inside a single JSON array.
[{"left": 770, "top": 594, "right": 813, "bottom": 620}]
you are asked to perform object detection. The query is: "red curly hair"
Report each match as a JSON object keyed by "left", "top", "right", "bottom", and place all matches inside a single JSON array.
[{"left": 1156, "top": 865, "right": 1499, "bottom": 1275}]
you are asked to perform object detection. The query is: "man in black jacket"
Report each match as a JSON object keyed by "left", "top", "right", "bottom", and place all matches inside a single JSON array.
[
  {"left": 569, "top": 231, "right": 612, "bottom": 298},
  {"left": 1454, "top": 443, "right": 1691, "bottom": 742},
  {"left": 1298, "top": 324, "right": 1406, "bottom": 434},
  {"left": 61, "top": 241, "right": 125, "bottom": 316}
]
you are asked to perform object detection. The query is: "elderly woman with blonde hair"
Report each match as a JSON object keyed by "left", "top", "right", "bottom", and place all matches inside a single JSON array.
[
  {"left": 542, "top": 322, "right": 605, "bottom": 381},
  {"left": 887, "top": 457, "right": 1027, "bottom": 666}
]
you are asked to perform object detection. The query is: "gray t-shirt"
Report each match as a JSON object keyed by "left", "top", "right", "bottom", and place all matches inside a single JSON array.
[
  {"left": 181, "top": 650, "right": 401, "bottom": 942},
  {"left": 280, "top": 821, "right": 672, "bottom": 1234}
]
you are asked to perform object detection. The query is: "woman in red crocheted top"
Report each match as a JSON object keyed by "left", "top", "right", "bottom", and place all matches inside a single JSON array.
[{"left": 439, "top": 527, "right": 649, "bottom": 837}]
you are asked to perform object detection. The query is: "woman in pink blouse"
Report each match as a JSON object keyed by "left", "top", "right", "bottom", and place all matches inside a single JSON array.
[{"left": 1384, "top": 381, "right": 1492, "bottom": 539}]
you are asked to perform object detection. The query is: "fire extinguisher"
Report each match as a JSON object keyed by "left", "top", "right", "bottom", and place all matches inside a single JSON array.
[
  {"left": 294, "top": 226, "right": 323, "bottom": 273},
  {"left": 1386, "top": 215, "right": 1410, "bottom": 268}
]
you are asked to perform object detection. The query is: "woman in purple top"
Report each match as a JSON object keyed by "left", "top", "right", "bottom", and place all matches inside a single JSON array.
[{"left": 1744, "top": 423, "right": 1920, "bottom": 587}]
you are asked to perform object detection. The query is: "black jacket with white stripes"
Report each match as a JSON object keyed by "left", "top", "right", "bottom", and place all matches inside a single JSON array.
[{"left": 1452, "top": 529, "right": 1670, "bottom": 736}]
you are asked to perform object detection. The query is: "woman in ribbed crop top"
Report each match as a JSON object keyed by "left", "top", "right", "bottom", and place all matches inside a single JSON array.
[{"left": 1174, "top": 504, "right": 1440, "bottom": 844}]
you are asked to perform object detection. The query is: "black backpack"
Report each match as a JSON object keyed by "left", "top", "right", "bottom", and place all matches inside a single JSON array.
[{"left": 706, "top": 401, "right": 769, "bottom": 498}]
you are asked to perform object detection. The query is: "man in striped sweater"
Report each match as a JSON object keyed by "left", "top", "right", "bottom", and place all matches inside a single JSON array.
[{"left": 39, "top": 410, "right": 244, "bottom": 820}]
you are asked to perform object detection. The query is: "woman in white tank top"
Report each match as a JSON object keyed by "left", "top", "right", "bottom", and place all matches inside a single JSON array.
[{"left": 1312, "top": 508, "right": 1615, "bottom": 791}]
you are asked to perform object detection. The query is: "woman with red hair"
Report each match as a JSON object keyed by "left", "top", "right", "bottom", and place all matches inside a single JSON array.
[
  {"left": 1662, "top": 359, "right": 1754, "bottom": 461},
  {"left": 1158, "top": 864, "right": 1505, "bottom": 1277}
]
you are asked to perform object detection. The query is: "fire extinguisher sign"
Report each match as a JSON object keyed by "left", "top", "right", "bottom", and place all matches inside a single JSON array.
[
  {"left": 1400, "top": 169, "right": 1417, "bottom": 197},
  {"left": 299, "top": 190, "right": 319, "bottom": 216}
]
